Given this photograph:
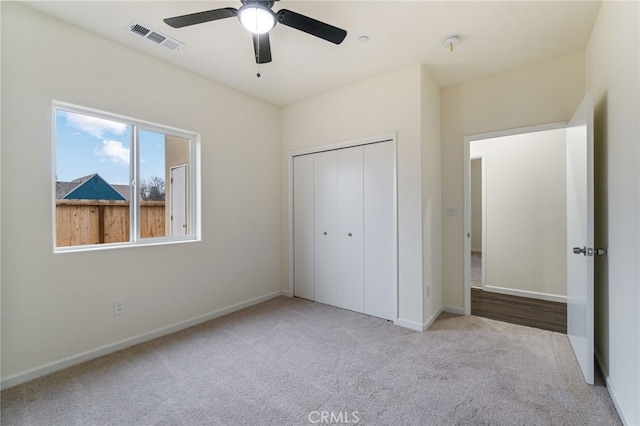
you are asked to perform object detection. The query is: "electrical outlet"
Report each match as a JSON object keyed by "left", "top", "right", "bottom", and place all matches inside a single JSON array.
[{"left": 114, "top": 301, "right": 125, "bottom": 316}]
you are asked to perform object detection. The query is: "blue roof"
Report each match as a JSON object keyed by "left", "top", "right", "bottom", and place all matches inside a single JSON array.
[{"left": 62, "top": 173, "right": 126, "bottom": 201}]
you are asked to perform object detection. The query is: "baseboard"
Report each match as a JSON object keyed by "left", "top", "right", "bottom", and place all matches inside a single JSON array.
[
  {"left": 594, "top": 348, "right": 609, "bottom": 382},
  {"left": 595, "top": 349, "right": 632, "bottom": 425},
  {"left": 395, "top": 318, "right": 424, "bottom": 332},
  {"left": 1, "top": 290, "right": 288, "bottom": 390},
  {"left": 442, "top": 305, "right": 465, "bottom": 315},
  {"left": 396, "top": 306, "right": 449, "bottom": 332},
  {"left": 423, "top": 308, "right": 443, "bottom": 331},
  {"left": 483, "top": 285, "right": 566, "bottom": 304}
]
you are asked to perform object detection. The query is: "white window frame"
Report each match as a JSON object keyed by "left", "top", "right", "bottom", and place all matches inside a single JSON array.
[{"left": 53, "top": 101, "right": 201, "bottom": 252}]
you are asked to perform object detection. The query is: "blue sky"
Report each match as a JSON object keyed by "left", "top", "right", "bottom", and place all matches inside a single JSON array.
[{"left": 56, "top": 110, "right": 165, "bottom": 185}]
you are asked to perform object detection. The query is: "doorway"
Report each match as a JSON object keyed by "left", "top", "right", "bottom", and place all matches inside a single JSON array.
[
  {"left": 464, "top": 124, "right": 568, "bottom": 332},
  {"left": 464, "top": 96, "right": 595, "bottom": 384},
  {"left": 470, "top": 157, "right": 484, "bottom": 290}
]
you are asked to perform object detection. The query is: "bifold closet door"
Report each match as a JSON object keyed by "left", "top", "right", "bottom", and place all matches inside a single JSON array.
[
  {"left": 364, "top": 141, "right": 396, "bottom": 320},
  {"left": 313, "top": 147, "right": 365, "bottom": 310},
  {"left": 293, "top": 154, "right": 315, "bottom": 300},
  {"left": 336, "top": 146, "right": 364, "bottom": 312},
  {"left": 313, "top": 150, "right": 339, "bottom": 306},
  {"left": 293, "top": 141, "right": 395, "bottom": 321}
]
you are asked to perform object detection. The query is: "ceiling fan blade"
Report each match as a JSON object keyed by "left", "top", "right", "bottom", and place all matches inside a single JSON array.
[
  {"left": 164, "top": 8, "right": 237, "bottom": 28},
  {"left": 253, "top": 33, "right": 272, "bottom": 64},
  {"left": 277, "top": 9, "right": 347, "bottom": 44}
]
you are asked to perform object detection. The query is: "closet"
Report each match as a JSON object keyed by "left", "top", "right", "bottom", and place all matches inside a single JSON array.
[{"left": 292, "top": 140, "right": 396, "bottom": 321}]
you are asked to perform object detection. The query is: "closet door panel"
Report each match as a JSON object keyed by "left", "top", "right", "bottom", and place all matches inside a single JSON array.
[
  {"left": 314, "top": 150, "right": 339, "bottom": 307},
  {"left": 364, "top": 141, "right": 397, "bottom": 320},
  {"left": 293, "top": 154, "right": 315, "bottom": 300},
  {"left": 336, "top": 146, "right": 365, "bottom": 312}
]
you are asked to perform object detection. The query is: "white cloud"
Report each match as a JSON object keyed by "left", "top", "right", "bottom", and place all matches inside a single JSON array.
[
  {"left": 63, "top": 111, "right": 128, "bottom": 138},
  {"left": 95, "top": 140, "right": 130, "bottom": 166}
]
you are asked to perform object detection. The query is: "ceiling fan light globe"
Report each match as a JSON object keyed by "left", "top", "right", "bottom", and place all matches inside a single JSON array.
[{"left": 239, "top": 5, "right": 275, "bottom": 34}]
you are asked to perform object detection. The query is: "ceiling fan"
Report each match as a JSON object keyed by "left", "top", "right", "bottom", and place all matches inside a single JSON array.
[{"left": 164, "top": 0, "right": 348, "bottom": 65}]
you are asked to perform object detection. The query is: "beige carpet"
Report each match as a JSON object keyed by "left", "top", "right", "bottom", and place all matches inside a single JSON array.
[{"left": 1, "top": 296, "right": 620, "bottom": 425}]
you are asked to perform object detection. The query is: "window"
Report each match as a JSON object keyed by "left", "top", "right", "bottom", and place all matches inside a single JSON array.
[{"left": 54, "top": 103, "right": 199, "bottom": 250}]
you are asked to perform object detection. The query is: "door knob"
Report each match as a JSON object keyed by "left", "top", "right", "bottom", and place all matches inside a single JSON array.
[
  {"left": 573, "top": 247, "right": 586, "bottom": 255},
  {"left": 348, "top": 233, "right": 352, "bottom": 237},
  {"left": 323, "top": 232, "right": 327, "bottom": 235}
]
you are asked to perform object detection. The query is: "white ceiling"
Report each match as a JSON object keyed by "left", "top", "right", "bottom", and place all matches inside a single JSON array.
[{"left": 24, "top": 1, "right": 602, "bottom": 106}]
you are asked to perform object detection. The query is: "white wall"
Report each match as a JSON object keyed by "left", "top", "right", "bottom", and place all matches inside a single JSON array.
[
  {"left": 471, "top": 129, "right": 567, "bottom": 300},
  {"left": 421, "top": 67, "right": 443, "bottom": 326},
  {"left": 441, "top": 52, "right": 585, "bottom": 310},
  {"left": 0, "top": 5, "right": 3, "bottom": 380},
  {"left": 585, "top": 1, "right": 640, "bottom": 424},
  {"left": 282, "top": 65, "right": 442, "bottom": 330},
  {"left": 1, "top": 3, "right": 282, "bottom": 383},
  {"left": 470, "top": 159, "right": 482, "bottom": 252}
]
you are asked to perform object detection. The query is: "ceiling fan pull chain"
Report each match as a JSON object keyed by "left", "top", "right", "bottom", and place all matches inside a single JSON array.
[{"left": 256, "top": 36, "right": 261, "bottom": 77}]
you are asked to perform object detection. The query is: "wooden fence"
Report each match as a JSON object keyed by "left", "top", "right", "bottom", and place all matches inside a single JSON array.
[{"left": 56, "top": 200, "right": 165, "bottom": 247}]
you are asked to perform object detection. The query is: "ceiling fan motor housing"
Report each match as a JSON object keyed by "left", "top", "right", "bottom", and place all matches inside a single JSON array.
[
  {"left": 240, "top": 0, "right": 275, "bottom": 8},
  {"left": 238, "top": 1, "right": 277, "bottom": 34}
]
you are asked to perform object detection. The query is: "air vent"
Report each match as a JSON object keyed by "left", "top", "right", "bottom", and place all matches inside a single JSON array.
[
  {"left": 127, "top": 21, "right": 183, "bottom": 51},
  {"left": 130, "top": 23, "right": 150, "bottom": 37},
  {"left": 147, "top": 32, "right": 166, "bottom": 44}
]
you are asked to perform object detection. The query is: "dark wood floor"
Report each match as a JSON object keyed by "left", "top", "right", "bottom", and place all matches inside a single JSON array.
[{"left": 471, "top": 288, "right": 567, "bottom": 334}]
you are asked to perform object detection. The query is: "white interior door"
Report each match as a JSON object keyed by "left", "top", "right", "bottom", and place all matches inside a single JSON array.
[
  {"left": 336, "top": 146, "right": 365, "bottom": 312},
  {"left": 314, "top": 150, "right": 339, "bottom": 307},
  {"left": 170, "top": 165, "right": 187, "bottom": 236},
  {"left": 566, "top": 94, "right": 594, "bottom": 384},
  {"left": 293, "top": 155, "right": 315, "bottom": 300}
]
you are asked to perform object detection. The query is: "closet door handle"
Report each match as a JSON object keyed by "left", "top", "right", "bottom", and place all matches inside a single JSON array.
[
  {"left": 573, "top": 246, "right": 586, "bottom": 255},
  {"left": 348, "top": 233, "right": 352, "bottom": 237},
  {"left": 323, "top": 232, "right": 327, "bottom": 235}
]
